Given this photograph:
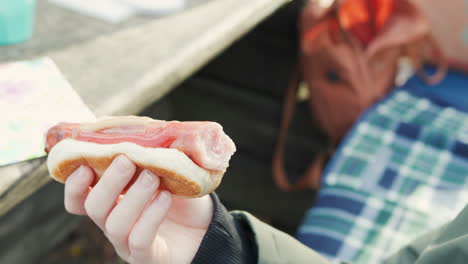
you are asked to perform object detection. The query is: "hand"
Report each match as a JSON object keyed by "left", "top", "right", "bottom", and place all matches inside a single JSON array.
[{"left": 64, "top": 155, "right": 214, "bottom": 264}]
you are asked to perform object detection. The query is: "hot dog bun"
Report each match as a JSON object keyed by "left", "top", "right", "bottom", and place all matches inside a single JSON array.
[{"left": 47, "top": 139, "right": 224, "bottom": 198}]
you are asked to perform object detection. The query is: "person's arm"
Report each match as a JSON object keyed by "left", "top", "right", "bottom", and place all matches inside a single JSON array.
[
  {"left": 194, "top": 194, "right": 329, "bottom": 264},
  {"left": 385, "top": 205, "right": 468, "bottom": 264}
]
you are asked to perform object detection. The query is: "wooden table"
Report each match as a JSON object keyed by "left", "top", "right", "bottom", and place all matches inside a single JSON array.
[{"left": 0, "top": 0, "right": 290, "bottom": 216}]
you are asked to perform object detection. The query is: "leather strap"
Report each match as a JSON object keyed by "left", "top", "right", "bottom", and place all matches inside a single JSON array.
[
  {"left": 272, "top": 70, "right": 326, "bottom": 191},
  {"left": 415, "top": 35, "right": 448, "bottom": 85}
]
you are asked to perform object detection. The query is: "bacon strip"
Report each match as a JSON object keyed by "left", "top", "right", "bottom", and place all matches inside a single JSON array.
[{"left": 45, "top": 117, "right": 236, "bottom": 171}]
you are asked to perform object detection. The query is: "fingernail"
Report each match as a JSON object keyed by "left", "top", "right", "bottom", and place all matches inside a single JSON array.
[
  {"left": 115, "top": 154, "right": 129, "bottom": 164},
  {"left": 114, "top": 155, "right": 134, "bottom": 171},
  {"left": 139, "top": 170, "right": 156, "bottom": 187},
  {"left": 68, "top": 165, "right": 91, "bottom": 184},
  {"left": 157, "top": 191, "right": 171, "bottom": 205},
  {"left": 75, "top": 165, "right": 86, "bottom": 175}
]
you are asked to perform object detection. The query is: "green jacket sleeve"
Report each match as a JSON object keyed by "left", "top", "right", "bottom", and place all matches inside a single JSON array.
[
  {"left": 385, "top": 205, "right": 468, "bottom": 264},
  {"left": 232, "top": 211, "right": 329, "bottom": 264}
]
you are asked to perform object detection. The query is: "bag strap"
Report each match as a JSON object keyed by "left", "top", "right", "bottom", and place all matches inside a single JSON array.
[
  {"left": 272, "top": 70, "right": 326, "bottom": 191},
  {"left": 414, "top": 35, "right": 448, "bottom": 85}
]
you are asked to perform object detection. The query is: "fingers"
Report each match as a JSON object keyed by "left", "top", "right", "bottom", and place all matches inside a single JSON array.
[
  {"left": 169, "top": 195, "right": 213, "bottom": 229},
  {"left": 105, "top": 170, "right": 160, "bottom": 258},
  {"left": 85, "top": 155, "right": 136, "bottom": 229},
  {"left": 68, "top": 156, "right": 174, "bottom": 263},
  {"left": 64, "top": 166, "right": 95, "bottom": 215},
  {"left": 128, "top": 191, "right": 172, "bottom": 262}
]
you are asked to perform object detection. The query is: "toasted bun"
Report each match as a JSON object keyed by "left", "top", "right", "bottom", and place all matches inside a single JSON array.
[{"left": 47, "top": 139, "right": 224, "bottom": 198}]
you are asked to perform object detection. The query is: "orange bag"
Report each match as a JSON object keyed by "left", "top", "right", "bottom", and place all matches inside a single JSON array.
[{"left": 273, "top": 0, "right": 445, "bottom": 191}]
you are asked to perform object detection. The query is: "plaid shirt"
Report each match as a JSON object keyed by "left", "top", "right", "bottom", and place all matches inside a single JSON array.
[{"left": 297, "top": 76, "right": 468, "bottom": 263}]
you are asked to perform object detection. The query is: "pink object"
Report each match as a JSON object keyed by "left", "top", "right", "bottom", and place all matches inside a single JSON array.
[{"left": 45, "top": 117, "right": 236, "bottom": 171}]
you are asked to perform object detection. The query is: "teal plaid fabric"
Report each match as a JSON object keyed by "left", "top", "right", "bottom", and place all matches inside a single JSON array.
[
  {"left": 326, "top": 90, "right": 468, "bottom": 202},
  {"left": 298, "top": 185, "right": 452, "bottom": 263},
  {"left": 297, "top": 72, "right": 468, "bottom": 263}
]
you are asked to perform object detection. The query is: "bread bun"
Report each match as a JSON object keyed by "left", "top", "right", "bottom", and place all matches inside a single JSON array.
[{"left": 47, "top": 139, "right": 224, "bottom": 198}]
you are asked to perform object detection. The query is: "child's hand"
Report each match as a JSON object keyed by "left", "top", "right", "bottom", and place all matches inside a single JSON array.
[{"left": 64, "top": 155, "right": 214, "bottom": 264}]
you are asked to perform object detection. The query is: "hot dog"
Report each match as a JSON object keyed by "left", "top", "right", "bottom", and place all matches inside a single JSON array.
[{"left": 45, "top": 116, "right": 236, "bottom": 198}]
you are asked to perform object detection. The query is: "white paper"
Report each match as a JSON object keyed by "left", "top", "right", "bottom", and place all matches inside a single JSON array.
[
  {"left": 119, "top": 0, "right": 186, "bottom": 15},
  {"left": 0, "top": 58, "right": 96, "bottom": 166},
  {"left": 49, "top": 0, "right": 136, "bottom": 24}
]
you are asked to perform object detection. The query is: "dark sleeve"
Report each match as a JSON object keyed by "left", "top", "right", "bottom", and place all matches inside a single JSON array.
[{"left": 192, "top": 193, "right": 258, "bottom": 264}]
